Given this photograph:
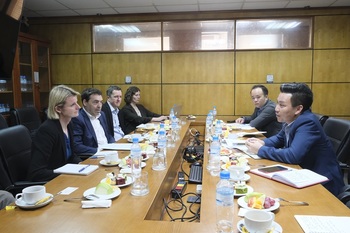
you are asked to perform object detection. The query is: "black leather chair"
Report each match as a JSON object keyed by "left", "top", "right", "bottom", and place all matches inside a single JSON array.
[
  {"left": 313, "top": 113, "right": 329, "bottom": 126},
  {"left": 0, "top": 125, "right": 45, "bottom": 195},
  {"left": 9, "top": 107, "right": 42, "bottom": 138},
  {"left": 0, "top": 114, "right": 8, "bottom": 129},
  {"left": 323, "top": 117, "right": 350, "bottom": 184}
]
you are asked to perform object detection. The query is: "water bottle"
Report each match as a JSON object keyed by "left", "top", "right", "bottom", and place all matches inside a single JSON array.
[
  {"left": 205, "top": 113, "right": 212, "bottom": 141},
  {"left": 130, "top": 137, "right": 142, "bottom": 178},
  {"left": 215, "top": 120, "right": 223, "bottom": 137},
  {"left": 152, "top": 130, "right": 166, "bottom": 171},
  {"left": 208, "top": 135, "right": 221, "bottom": 176},
  {"left": 169, "top": 107, "right": 175, "bottom": 120},
  {"left": 216, "top": 170, "right": 234, "bottom": 233},
  {"left": 212, "top": 106, "right": 217, "bottom": 121}
]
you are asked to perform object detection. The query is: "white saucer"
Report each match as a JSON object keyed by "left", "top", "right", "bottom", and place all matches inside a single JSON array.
[
  {"left": 99, "top": 159, "right": 120, "bottom": 167},
  {"left": 234, "top": 185, "right": 254, "bottom": 197},
  {"left": 237, "top": 219, "right": 283, "bottom": 233},
  {"left": 83, "top": 187, "right": 121, "bottom": 200},
  {"left": 221, "top": 164, "right": 250, "bottom": 172},
  {"left": 15, "top": 193, "right": 53, "bottom": 209},
  {"left": 101, "top": 176, "right": 134, "bottom": 188},
  {"left": 119, "top": 161, "right": 146, "bottom": 169},
  {"left": 230, "top": 174, "right": 251, "bottom": 182}
]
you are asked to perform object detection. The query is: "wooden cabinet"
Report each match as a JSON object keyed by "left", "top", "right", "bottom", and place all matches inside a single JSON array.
[{"left": 0, "top": 32, "right": 51, "bottom": 118}]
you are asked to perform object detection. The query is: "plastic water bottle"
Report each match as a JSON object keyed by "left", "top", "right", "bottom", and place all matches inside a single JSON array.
[
  {"left": 169, "top": 107, "right": 175, "bottom": 120},
  {"left": 130, "top": 137, "right": 142, "bottom": 177},
  {"left": 205, "top": 113, "right": 212, "bottom": 141},
  {"left": 208, "top": 135, "right": 221, "bottom": 176},
  {"left": 215, "top": 120, "right": 223, "bottom": 137},
  {"left": 216, "top": 170, "right": 234, "bottom": 233},
  {"left": 212, "top": 106, "right": 217, "bottom": 121},
  {"left": 152, "top": 130, "right": 167, "bottom": 171}
]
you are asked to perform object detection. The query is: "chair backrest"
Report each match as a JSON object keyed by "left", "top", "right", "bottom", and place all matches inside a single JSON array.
[
  {"left": 9, "top": 107, "right": 42, "bottom": 137},
  {"left": 323, "top": 117, "right": 350, "bottom": 163},
  {"left": 0, "top": 114, "right": 8, "bottom": 129},
  {"left": 314, "top": 113, "right": 329, "bottom": 126},
  {"left": 0, "top": 125, "right": 32, "bottom": 183}
]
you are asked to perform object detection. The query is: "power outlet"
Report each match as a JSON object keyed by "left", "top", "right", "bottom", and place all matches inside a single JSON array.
[
  {"left": 266, "top": 74, "right": 274, "bottom": 83},
  {"left": 125, "top": 76, "right": 132, "bottom": 84}
]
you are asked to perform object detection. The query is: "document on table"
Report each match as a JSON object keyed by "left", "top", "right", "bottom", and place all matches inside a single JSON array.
[{"left": 295, "top": 215, "right": 350, "bottom": 233}]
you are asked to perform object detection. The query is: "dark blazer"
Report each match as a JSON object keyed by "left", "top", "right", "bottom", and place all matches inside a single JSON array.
[
  {"left": 101, "top": 102, "right": 114, "bottom": 137},
  {"left": 71, "top": 108, "right": 115, "bottom": 155},
  {"left": 244, "top": 99, "right": 282, "bottom": 137},
  {"left": 27, "top": 119, "right": 81, "bottom": 182},
  {"left": 258, "top": 109, "right": 344, "bottom": 196},
  {"left": 119, "top": 104, "right": 161, "bottom": 135}
]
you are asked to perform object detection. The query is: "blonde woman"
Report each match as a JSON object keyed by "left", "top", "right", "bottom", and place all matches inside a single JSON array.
[{"left": 28, "top": 85, "right": 82, "bottom": 182}]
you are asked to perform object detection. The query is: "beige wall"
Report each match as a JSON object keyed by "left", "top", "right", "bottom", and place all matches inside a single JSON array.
[{"left": 28, "top": 8, "right": 350, "bottom": 119}]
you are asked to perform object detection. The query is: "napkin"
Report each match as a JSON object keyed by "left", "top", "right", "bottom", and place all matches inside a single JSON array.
[{"left": 81, "top": 200, "right": 112, "bottom": 209}]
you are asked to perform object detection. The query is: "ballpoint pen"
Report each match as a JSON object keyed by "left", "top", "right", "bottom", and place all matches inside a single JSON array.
[{"left": 79, "top": 164, "right": 90, "bottom": 173}]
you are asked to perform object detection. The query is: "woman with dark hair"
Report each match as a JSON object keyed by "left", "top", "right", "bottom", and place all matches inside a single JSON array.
[{"left": 119, "top": 86, "right": 168, "bottom": 134}]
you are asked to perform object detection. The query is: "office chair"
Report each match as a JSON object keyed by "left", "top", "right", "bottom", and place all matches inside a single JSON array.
[
  {"left": 323, "top": 117, "right": 350, "bottom": 184},
  {"left": 0, "top": 125, "right": 45, "bottom": 195},
  {"left": 0, "top": 114, "right": 8, "bottom": 129},
  {"left": 313, "top": 113, "right": 329, "bottom": 126},
  {"left": 9, "top": 107, "right": 42, "bottom": 138}
]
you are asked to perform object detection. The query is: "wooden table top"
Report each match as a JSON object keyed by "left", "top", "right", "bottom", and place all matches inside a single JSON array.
[{"left": 1, "top": 119, "right": 349, "bottom": 233}]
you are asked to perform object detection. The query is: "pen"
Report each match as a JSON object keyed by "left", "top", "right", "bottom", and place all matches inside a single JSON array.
[{"left": 79, "top": 164, "right": 90, "bottom": 173}]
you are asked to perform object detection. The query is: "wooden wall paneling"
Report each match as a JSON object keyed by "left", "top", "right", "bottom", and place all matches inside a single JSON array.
[
  {"left": 313, "top": 49, "right": 350, "bottom": 82},
  {"left": 236, "top": 50, "right": 312, "bottom": 83},
  {"left": 235, "top": 84, "right": 281, "bottom": 115},
  {"left": 29, "top": 24, "right": 91, "bottom": 54},
  {"left": 92, "top": 53, "right": 161, "bottom": 84},
  {"left": 162, "top": 52, "right": 234, "bottom": 83},
  {"left": 312, "top": 83, "right": 350, "bottom": 116},
  {"left": 51, "top": 55, "right": 93, "bottom": 85},
  {"left": 162, "top": 84, "right": 234, "bottom": 116},
  {"left": 314, "top": 15, "right": 350, "bottom": 49}
]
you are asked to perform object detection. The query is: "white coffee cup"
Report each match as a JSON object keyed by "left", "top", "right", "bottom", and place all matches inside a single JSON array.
[
  {"left": 105, "top": 152, "right": 119, "bottom": 164},
  {"left": 15, "top": 185, "right": 46, "bottom": 205},
  {"left": 244, "top": 210, "right": 275, "bottom": 232},
  {"left": 228, "top": 165, "right": 245, "bottom": 181}
]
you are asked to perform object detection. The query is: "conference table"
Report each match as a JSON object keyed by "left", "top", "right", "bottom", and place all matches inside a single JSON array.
[{"left": 1, "top": 118, "right": 349, "bottom": 233}]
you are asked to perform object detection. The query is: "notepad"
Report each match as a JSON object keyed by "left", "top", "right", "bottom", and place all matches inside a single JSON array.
[
  {"left": 295, "top": 215, "right": 350, "bottom": 233},
  {"left": 54, "top": 164, "right": 98, "bottom": 175},
  {"left": 250, "top": 164, "right": 329, "bottom": 188}
]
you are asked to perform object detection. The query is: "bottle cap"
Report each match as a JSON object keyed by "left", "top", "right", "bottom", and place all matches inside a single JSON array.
[
  {"left": 212, "top": 135, "right": 219, "bottom": 141},
  {"left": 132, "top": 137, "right": 139, "bottom": 143},
  {"left": 220, "top": 170, "right": 230, "bottom": 179},
  {"left": 159, "top": 130, "right": 165, "bottom": 135}
]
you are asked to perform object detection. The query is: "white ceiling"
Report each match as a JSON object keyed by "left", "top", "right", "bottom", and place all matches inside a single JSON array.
[{"left": 22, "top": 0, "right": 350, "bottom": 18}]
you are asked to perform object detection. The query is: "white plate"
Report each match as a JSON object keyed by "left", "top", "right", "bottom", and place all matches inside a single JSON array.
[
  {"left": 99, "top": 159, "right": 120, "bottom": 167},
  {"left": 230, "top": 174, "right": 251, "bottom": 182},
  {"left": 101, "top": 176, "right": 134, "bottom": 188},
  {"left": 237, "top": 196, "right": 280, "bottom": 212},
  {"left": 83, "top": 187, "right": 121, "bottom": 200},
  {"left": 119, "top": 161, "right": 146, "bottom": 169},
  {"left": 221, "top": 165, "right": 250, "bottom": 172},
  {"left": 237, "top": 219, "right": 283, "bottom": 233},
  {"left": 15, "top": 193, "right": 53, "bottom": 209},
  {"left": 234, "top": 185, "right": 254, "bottom": 197}
]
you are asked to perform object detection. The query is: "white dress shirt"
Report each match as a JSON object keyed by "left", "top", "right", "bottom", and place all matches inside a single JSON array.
[{"left": 83, "top": 108, "right": 108, "bottom": 147}]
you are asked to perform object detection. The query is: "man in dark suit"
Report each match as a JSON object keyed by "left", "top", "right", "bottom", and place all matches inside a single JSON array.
[
  {"left": 235, "top": 84, "right": 282, "bottom": 137},
  {"left": 245, "top": 83, "right": 344, "bottom": 196},
  {"left": 101, "top": 85, "right": 124, "bottom": 141},
  {"left": 72, "top": 88, "right": 115, "bottom": 155}
]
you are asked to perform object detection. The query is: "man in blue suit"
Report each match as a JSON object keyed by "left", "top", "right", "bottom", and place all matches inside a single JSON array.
[
  {"left": 72, "top": 88, "right": 115, "bottom": 155},
  {"left": 245, "top": 83, "right": 344, "bottom": 196}
]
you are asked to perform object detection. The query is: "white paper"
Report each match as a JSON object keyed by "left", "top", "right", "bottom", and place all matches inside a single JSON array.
[
  {"left": 59, "top": 187, "right": 78, "bottom": 195},
  {"left": 295, "top": 215, "right": 350, "bottom": 233}
]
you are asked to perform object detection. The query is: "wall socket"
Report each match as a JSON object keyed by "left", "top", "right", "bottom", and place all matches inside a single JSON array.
[
  {"left": 125, "top": 76, "right": 132, "bottom": 84},
  {"left": 266, "top": 74, "right": 274, "bottom": 83}
]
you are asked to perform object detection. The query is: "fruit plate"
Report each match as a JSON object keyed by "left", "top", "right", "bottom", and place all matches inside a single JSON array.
[
  {"left": 237, "top": 196, "right": 280, "bottom": 211},
  {"left": 234, "top": 185, "right": 254, "bottom": 197},
  {"left": 237, "top": 219, "right": 283, "bottom": 233},
  {"left": 101, "top": 176, "right": 134, "bottom": 188},
  {"left": 221, "top": 164, "right": 250, "bottom": 172},
  {"left": 83, "top": 187, "right": 121, "bottom": 200}
]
